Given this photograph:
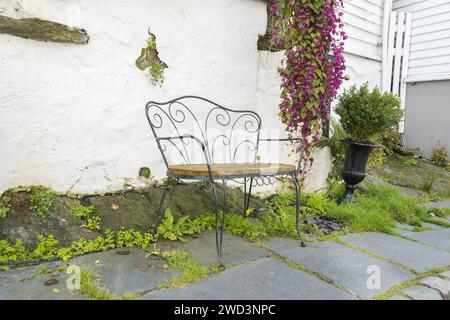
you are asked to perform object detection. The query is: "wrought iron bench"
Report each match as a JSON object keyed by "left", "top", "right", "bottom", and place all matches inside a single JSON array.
[{"left": 145, "top": 96, "right": 305, "bottom": 265}]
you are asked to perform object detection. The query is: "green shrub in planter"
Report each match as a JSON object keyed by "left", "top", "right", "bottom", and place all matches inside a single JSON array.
[{"left": 335, "top": 83, "right": 403, "bottom": 142}]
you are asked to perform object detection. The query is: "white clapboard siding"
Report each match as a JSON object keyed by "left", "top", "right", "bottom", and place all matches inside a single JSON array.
[
  {"left": 343, "top": 0, "right": 384, "bottom": 61},
  {"left": 393, "top": 0, "right": 450, "bottom": 81}
]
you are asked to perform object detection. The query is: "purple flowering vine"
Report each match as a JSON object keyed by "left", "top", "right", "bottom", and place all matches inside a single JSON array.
[{"left": 271, "top": 0, "right": 347, "bottom": 174}]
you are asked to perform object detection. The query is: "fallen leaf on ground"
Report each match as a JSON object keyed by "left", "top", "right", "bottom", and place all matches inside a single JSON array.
[
  {"left": 135, "top": 263, "right": 153, "bottom": 271},
  {"left": 160, "top": 263, "right": 169, "bottom": 269},
  {"left": 53, "top": 288, "right": 60, "bottom": 293},
  {"left": 111, "top": 203, "right": 119, "bottom": 211},
  {"left": 44, "top": 278, "right": 59, "bottom": 286},
  {"left": 50, "top": 270, "right": 60, "bottom": 276}
]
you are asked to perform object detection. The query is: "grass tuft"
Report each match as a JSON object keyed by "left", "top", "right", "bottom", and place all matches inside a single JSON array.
[{"left": 161, "top": 250, "right": 209, "bottom": 287}]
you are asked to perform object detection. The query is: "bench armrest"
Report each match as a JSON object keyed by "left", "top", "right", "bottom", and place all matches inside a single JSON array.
[
  {"left": 157, "top": 134, "right": 206, "bottom": 151},
  {"left": 259, "top": 138, "right": 304, "bottom": 174},
  {"left": 157, "top": 135, "right": 217, "bottom": 179},
  {"left": 259, "top": 138, "right": 302, "bottom": 142}
]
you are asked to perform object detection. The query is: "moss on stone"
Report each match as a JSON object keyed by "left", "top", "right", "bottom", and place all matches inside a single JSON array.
[
  {"left": 0, "top": 15, "right": 89, "bottom": 44},
  {"left": 138, "top": 167, "right": 151, "bottom": 179}
]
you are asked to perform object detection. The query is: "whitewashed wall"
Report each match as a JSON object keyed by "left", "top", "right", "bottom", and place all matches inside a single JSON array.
[
  {"left": 0, "top": 0, "right": 268, "bottom": 194},
  {"left": 393, "top": 0, "right": 450, "bottom": 81},
  {"left": 0, "top": 0, "right": 383, "bottom": 195}
]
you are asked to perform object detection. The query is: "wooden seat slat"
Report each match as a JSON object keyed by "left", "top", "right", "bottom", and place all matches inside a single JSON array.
[{"left": 167, "top": 163, "right": 296, "bottom": 177}]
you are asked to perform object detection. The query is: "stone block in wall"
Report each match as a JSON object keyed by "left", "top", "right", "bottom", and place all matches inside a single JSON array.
[
  {"left": 0, "top": 14, "right": 89, "bottom": 44},
  {"left": 303, "top": 146, "right": 332, "bottom": 194}
]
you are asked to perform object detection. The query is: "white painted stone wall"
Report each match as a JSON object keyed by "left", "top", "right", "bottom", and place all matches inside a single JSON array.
[{"left": 0, "top": 0, "right": 382, "bottom": 195}]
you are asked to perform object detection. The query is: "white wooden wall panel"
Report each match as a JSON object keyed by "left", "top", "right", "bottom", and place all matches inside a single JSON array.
[
  {"left": 385, "top": 11, "right": 412, "bottom": 132},
  {"left": 343, "top": 0, "right": 384, "bottom": 61},
  {"left": 393, "top": 0, "right": 450, "bottom": 81}
]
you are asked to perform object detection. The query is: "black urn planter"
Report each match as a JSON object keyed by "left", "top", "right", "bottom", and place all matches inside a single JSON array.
[{"left": 340, "top": 138, "right": 380, "bottom": 202}]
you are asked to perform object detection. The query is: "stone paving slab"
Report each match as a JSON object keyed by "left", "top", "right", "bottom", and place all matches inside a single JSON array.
[
  {"left": 402, "top": 285, "right": 443, "bottom": 300},
  {"left": 159, "top": 230, "right": 269, "bottom": 267},
  {"left": 70, "top": 248, "right": 181, "bottom": 295},
  {"left": 422, "top": 222, "right": 444, "bottom": 229},
  {"left": 340, "top": 233, "right": 450, "bottom": 273},
  {"left": 394, "top": 223, "right": 443, "bottom": 237},
  {"left": 399, "top": 228, "right": 450, "bottom": 251},
  {"left": 422, "top": 200, "right": 450, "bottom": 209},
  {"left": 419, "top": 277, "right": 450, "bottom": 299},
  {"left": 140, "top": 257, "right": 356, "bottom": 300},
  {"left": 263, "top": 237, "right": 415, "bottom": 299},
  {"left": 0, "top": 262, "right": 85, "bottom": 300}
]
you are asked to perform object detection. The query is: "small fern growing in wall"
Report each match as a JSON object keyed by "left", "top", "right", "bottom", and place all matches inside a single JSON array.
[{"left": 135, "top": 30, "right": 167, "bottom": 87}]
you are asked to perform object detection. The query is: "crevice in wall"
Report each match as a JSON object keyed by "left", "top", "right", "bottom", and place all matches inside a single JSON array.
[
  {"left": 135, "top": 29, "right": 167, "bottom": 87},
  {"left": 0, "top": 15, "right": 89, "bottom": 44},
  {"left": 257, "top": 0, "right": 283, "bottom": 52}
]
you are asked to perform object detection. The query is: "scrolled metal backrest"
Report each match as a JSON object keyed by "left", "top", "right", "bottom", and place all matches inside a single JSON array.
[{"left": 145, "top": 96, "right": 262, "bottom": 167}]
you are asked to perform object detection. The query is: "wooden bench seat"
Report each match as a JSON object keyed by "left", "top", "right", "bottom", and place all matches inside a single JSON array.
[{"left": 167, "top": 163, "right": 296, "bottom": 178}]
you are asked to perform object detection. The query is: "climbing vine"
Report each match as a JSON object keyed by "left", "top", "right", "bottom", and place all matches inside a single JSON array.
[{"left": 271, "top": 0, "right": 347, "bottom": 171}]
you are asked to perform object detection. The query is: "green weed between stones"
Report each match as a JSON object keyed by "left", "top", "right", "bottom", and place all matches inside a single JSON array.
[
  {"left": 322, "top": 184, "right": 430, "bottom": 233},
  {"left": 71, "top": 203, "right": 94, "bottom": 219},
  {"left": 79, "top": 268, "right": 136, "bottom": 300},
  {"left": 161, "top": 250, "right": 209, "bottom": 288},
  {"left": 71, "top": 203, "right": 102, "bottom": 231},
  {"left": 423, "top": 217, "right": 450, "bottom": 228},
  {"left": 411, "top": 226, "right": 432, "bottom": 232},
  {"left": 427, "top": 207, "right": 450, "bottom": 218},
  {"left": 29, "top": 186, "right": 54, "bottom": 218},
  {"left": 0, "top": 207, "right": 9, "bottom": 218}
]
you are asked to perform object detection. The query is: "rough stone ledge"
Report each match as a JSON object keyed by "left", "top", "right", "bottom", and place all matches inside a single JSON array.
[{"left": 0, "top": 15, "right": 89, "bottom": 44}]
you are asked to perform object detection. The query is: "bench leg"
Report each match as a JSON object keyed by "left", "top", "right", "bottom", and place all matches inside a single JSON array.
[
  {"left": 243, "top": 177, "right": 253, "bottom": 216},
  {"left": 292, "top": 174, "right": 306, "bottom": 247},
  {"left": 153, "top": 177, "right": 178, "bottom": 234},
  {"left": 214, "top": 179, "right": 227, "bottom": 266}
]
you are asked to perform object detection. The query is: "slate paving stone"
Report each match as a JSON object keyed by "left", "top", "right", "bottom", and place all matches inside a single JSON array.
[
  {"left": 70, "top": 248, "right": 181, "bottom": 295},
  {"left": 419, "top": 277, "right": 450, "bottom": 299},
  {"left": 398, "top": 228, "right": 450, "bottom": 251},
  {"left": 422, "top": 222, "right": 443, "bottom": 229},
  {"left": 263, "top": 237, "right": 415, "bottom": 299},
  {"left": 394, "top": 223, "right": 442, "bottom": 237},
  {"left": 422, "top": 200, "right": 450, "bottom": 210},
  {"left": 158, "top": 230, "right": 269, "bottom": 267},
  {"left": 402, "top": 285, "right": 443, "bottom": 300},
  {"left": 340, "top": 233, "right": 450, "bottom": 272},
  {"left": 140, "top": 257, "right": 356, "bottom": 300},
  {"left": 0, "top": 262, "right": 86, "bottom": 300}
]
